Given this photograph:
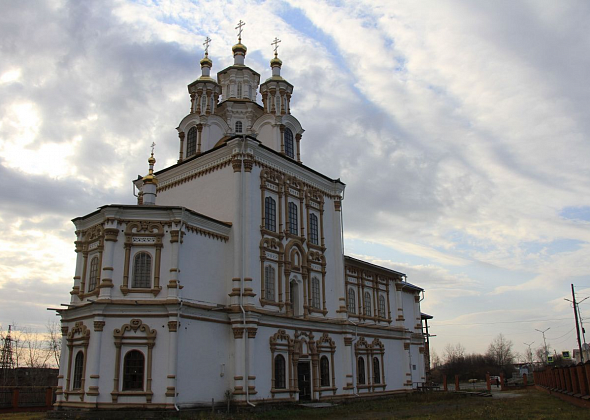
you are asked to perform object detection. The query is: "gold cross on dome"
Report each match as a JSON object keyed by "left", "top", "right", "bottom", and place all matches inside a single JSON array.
[
  {"left": 235, "top": 20, "right": 245, "bottom": 41},
  {"left": 271, "top": 37, "right": 281, "bottom": 55},
  {"left": 151, "top": 142, "right": 156, "bottom": 155},
  {"left": 203, "top": 36, "right": 211, "bottom": 55}
]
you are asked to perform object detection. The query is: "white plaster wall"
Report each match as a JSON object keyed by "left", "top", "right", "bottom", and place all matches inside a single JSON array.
[
  {"left": 177, "top": 229, "right": 232, "bottom": 305},
  {"left": 382, "top": 338, "right": 409, "bottom": 389},
  {"left": 157, "top": 166, "right": 236, "bottom": 224},
  {"left": 176, "top": 316, "right": 232, "bottom": 405}
]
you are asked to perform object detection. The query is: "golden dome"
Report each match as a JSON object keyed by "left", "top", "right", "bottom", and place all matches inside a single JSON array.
[
  {"left": 200, "top": 54, "right": 212, "bottom": 66},
  {"left": 148, "top": 154, "right": 156, "bottom": 165},
  {"left": 270, "top": 55, "right": 282, "bottom": 67},
  {"left": 232, "top": 42, "right": 247, "bottom": 54},
  {"left": 142, "top": 173, "right": 158, "bottom": 185}
]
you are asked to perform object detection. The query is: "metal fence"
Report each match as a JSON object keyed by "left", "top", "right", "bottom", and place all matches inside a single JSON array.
[{"left": 0, "top": 387, "right": 55, "bottom": 412}]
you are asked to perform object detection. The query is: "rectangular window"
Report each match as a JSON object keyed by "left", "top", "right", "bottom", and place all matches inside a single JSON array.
[
  {"left": 309, "top": 213, "right": 319, "bottom": 245},
  {"left": 288, "top": 202, "right": 298, "bottom": 235},
  {"left": 265, "top": 196, "right": 276, "bottom": 232},
  {"left": 311, "top": 277, "right": 320, "bottom": 309}
]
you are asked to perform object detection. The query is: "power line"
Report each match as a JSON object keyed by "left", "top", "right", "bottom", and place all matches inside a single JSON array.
[{"left": 434, "top": 317, "right": 572, "bottom": 327}]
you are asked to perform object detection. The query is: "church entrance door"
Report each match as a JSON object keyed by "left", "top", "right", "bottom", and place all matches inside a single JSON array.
[{"left": 297, "top": 361, "right": 311, "bottom": 401}]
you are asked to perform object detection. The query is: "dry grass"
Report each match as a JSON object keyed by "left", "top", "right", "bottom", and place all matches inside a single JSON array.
[{"left": 2, "top": 389, "right": 588, "bottom": 420}]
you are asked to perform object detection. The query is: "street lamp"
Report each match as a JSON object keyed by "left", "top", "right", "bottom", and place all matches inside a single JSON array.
[{"left": 535, "top": 328, "right": 550, "bottom": 363}]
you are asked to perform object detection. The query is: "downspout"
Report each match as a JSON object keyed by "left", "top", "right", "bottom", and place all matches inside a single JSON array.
[
  {"left": 174, "top": 208, "right": 185, "bottom": 411},
  {"left": 239, "top": 136, "right": 255, "bottom": 407}
]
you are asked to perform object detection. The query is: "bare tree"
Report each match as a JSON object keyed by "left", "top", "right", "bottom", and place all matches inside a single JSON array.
[
  {"left": 46, "top": 320, "right": 62, "bottom": 369},
  {"left": 487, "top": 334, "right": 515, "bottom": 367},
  {"left": 444, "top": 343, "right": 466, "bottom": 364}
]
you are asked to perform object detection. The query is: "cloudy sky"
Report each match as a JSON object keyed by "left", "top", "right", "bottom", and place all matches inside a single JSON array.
[{"left": 2, "top": 0, "right": 590, "bottom": 360}]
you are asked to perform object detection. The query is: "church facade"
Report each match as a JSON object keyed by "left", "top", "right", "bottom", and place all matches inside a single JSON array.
[{"left": 54, "top": 31, "right": 430, "bottom": 410}]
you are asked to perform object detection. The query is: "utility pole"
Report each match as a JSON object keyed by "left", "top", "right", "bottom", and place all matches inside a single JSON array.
[
  {"left": 572, "top": 284, "right": 584, "bottom": 363},
  {"left": 535, "top": 328, "right": 550, "bottom": 363}
]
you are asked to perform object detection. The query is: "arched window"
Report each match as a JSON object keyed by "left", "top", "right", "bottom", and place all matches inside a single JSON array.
[
  {"left": 348, "top": 288, "right": 356, "bottom": 314},
  {"left": 357, "top": 357, "right": 366, "bottom": 385},
  {"left": 123, "top": 350, "right": 145, "bottom": 391},
  {"left": 311, "top": 277, "right": 320, "bottom": 309},
  {"left": 186, "top": 126, "right": 197, "bottom": 157},
  {"left": 288, "top": 202, "right": 298, "bottom": 235},
  {"left": 309, "top": 213, "right": 319, "bottom": 245},
  {"left": 378, "top": 295, "right": 386, "bottom": 318},
  {"left": 364, "top": 292, "right": 372, "bottom": 316},
  {"left": 373, "top": 357, "right": 381, "bottom": 384},
  {"left": 274, "top": 354, "right": 286, "bottom": 389},
  {"left": 132, "top": 252, "right": 152, "bottom": 288},
  {"left": 264, "top": 265, "right": 275, "bottom": 301},
  {"left": 235, "top": 121, "right": 243, "bottom": 133},
  {"left": 264, "top": 196, "right": 276, "bottom": 232},
  {"left": 72, "top": 351, "right": 84, "bottom": 390},
  {"left": 237, "top": 82, "right": 242, "bottom": 98},
  {"left": 284, "top": 128, "right": 294, "bottom": 158},
  {"left": 88, "top": 256, "right": 99, "bottom": 292},
  {"left": 320, "top": 356, "right": 330, "bottom": 387}
]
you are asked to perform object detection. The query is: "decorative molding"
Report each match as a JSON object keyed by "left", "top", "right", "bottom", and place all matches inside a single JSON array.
[{"left": 93, "top": 321, "right": 105, "bottom": 332}]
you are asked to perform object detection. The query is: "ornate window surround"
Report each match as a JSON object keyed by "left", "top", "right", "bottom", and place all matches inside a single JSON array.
[
  {"left": 111, "top": 319, "right": 157, "bottom": 403},
  {"left": 75, "top": 224, "right": 104, "bottom": 299},
  {"left": 64, "top": 322, "right": 90, "bottom": 401},
  {"left": 259, "top": 237, "right": 284, "bottom": 309},
  {"left": 354, "top": 337, "right": 386, "bottom": 392},
  {"left": 269, "top": 329, "right": 337, "bottom": 400},
  {"left": 345, "top": 265, "right": 392, "bottom": 323},
  {"left": 121, "top": 221, "right": 164, "bottom": 296},
  {"left": 305, "top": 188, "right": 325, "bottom": 251}
]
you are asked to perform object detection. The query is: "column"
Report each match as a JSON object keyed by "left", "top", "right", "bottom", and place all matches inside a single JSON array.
[
  {"left": 86, "top": 318, "right": 105, "bottom": 403},
  {"left": 178, "top": 131, "right": 185, "bottom": 163},
  {"left": 99, "top": 223, "right": 118, "bottom": 299},
  {"left": 166, "top": 319, "right": 178, "bottom": 404}
]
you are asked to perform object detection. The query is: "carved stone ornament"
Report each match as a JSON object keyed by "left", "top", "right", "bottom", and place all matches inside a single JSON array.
[{"left": 94, "top": 321, "right": 105, "bottom": 332}]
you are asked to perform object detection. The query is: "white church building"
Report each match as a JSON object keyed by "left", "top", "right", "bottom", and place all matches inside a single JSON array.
[{"left": 55, "top": 29, "right": 430, "bottom": 410}]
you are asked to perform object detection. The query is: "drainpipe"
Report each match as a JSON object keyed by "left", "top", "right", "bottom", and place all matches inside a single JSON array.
[
  {"left": 174, "top": 208, "right": 185, "bottom": 411},
  {"left": 239, "top": 136, "right": 255, "bottom": 407}
]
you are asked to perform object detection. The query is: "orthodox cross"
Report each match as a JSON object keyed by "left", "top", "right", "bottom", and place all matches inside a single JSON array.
[
  {"left": 271, "top": 37, "right": 281, "bottom": 56},
  {"left": 151, "top": 142, "right": 156, "bottom": 155},
  {"left": 235, "top": 20, "right": 245, "bottom": 42},
  {"left": 203, "top": 36, "right": 211, "bottom": 55}
]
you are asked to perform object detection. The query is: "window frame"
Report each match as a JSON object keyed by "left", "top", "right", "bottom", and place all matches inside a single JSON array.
[
  {"left": 72, "top": 351, "right": 84, "bottom": 390},
  {"left": 311, "top": 277, "right": 321, "bottom": 309},
  {"left": 357, "top": 356, "right": 366, "bottom": 385},
  {"left": 364, "top": 291, "right": 372, "bottom": 317},
  {"left": 320, "top": 355, "right": 330, "bottom": 387},
  {"left": 348, "top": 288, "right": 356, "bottom": 314},
  {"left": 378, "top": 295, "right": 386, "bottom": 318},
  {"left": 186, "top": 126, "right": 197, "bottom": 157},
  {"left": 284, "top": 128, "right": 294, "bottom": 158},
  {"left": 132, "top": 251, "right": 152, "bottom": 289},
  {"left": 309, "top": 213, "right": 319, "bottom": 245},
  {"left": 373, "top": 357, "right": 381, "bottom": 384},
  {"left": 264, "top": 196, "right": 276, "bottom": 232},
  {"left": 288, "top": 201, "right": 298, "bottom": 235},
  {"left": 274, "top": 354, "right": 286, "bottom": 389},
  {"left": 88, "top": 256, "right": 99, "bottom": 292},
  {"left": 264, "top": 265, "right": 276, "bottom": 301},
  {"left": 122, "top": 350, "right": 145, "bottom": 391},
  {"left": 235, "top": 120, "right": 243, "bottom": 133}
]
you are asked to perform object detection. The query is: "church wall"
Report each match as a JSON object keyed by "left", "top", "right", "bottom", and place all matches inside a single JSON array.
[
  {"left": 175, "top": 316, "right": 232, "bottom": 406},
  {"left": 177, "top": 229, "right": 232, "bottom": 305},
  {"left": 157, "top": 165, "right": 236, "bottom": 224}
]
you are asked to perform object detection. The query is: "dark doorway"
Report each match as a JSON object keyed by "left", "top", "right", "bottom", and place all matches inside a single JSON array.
[{"left": 297, "top": 361, "right": 312, "bottom": 401}]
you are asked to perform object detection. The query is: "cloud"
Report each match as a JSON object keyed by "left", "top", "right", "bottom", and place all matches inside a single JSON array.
[{"left": 1, "top": 0, "right": 590, "bottom": 354}]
